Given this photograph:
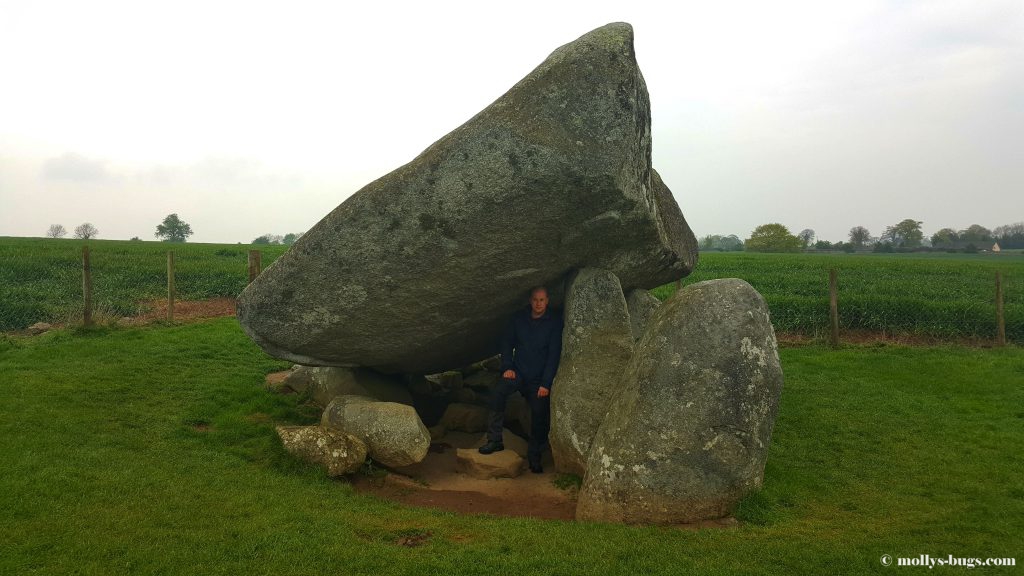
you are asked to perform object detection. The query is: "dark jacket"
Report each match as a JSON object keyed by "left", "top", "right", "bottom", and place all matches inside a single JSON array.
[{"left": 499, "top": 307, "right": 563, "bottom": 389}]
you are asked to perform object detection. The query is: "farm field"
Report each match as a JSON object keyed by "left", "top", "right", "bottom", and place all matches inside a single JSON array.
[
  {"left": 1, "top": 236, "right": 1022, "bottom": 341},
  {"left": 0, "top": 318, "right": 1020, "bottom": 574},
  {"left": 0, "top": 237, "right": 289, "bottom": 331},
  {"left": 661, "top": 251, "right": 1023, "bottom": 341}
]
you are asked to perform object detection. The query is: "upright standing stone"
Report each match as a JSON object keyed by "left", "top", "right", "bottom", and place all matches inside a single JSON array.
[
  {"left": 550, "top": 268, "right": 634, "bottom": 475},
  {"left": 624, "top": 288, "right": 661, "bottom": 343},
  {"left": 236, "top": 22, "right": 698, "bottom": 375},
  {"left": 577, "top": 279, "right": 783, "bottom": 525}
]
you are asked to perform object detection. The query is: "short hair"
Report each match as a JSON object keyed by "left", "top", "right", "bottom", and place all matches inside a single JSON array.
[{"left": 529, "top": 286, "right": 548, "bottom": 298}]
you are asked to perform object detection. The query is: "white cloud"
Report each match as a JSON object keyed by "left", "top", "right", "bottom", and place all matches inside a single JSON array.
[
  {"left": 1, "top": 0, "right": 1021, "bottom": 243},
  {"left": 41, "top": 152, "right": 114, "bottom": 183}
]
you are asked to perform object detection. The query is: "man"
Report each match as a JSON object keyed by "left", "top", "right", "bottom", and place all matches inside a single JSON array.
[{"left": 478, "top": 286, "right": 563, "bottom": 473}]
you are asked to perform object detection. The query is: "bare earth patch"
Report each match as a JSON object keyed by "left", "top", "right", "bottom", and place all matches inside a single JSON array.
[
  {"left": 264, "top": 371, "right": 291, "bottom": 392},
  {"left": 264, "top": 378, "right": 739, "bottom": 526},
  {"left": 353, "top": 430, "right": 577, "bottom": 520},
  {"left": 122, "top": 297, "right": 237, "bottom": 325}
]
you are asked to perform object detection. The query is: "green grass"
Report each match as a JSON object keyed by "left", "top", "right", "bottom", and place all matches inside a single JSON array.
[
  {"left": 0, "top": 237, "right": 288, "bottom": 330},
  {"left": 1, "top": 318, "right": 1021, "bottom": 574},
  {"left": 654, "top": 251, "right": 1024, "bottom": 341},
  {"left": 2, "top": 237, "right": 1022, "bottom": 340}
]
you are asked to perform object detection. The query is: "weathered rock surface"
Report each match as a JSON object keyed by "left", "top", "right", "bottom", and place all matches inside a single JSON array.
[
  {"left": 438, "top": 402, "right": 489, "bottom": 433},
  {"left": 275, "top": 425, "right": 368, "bottom": 476},
  {"left": 476, "top": 428, "right": 530, "bottom": 458},
  {"left": 550, "top": 268, "right": 635, "bottom": 475},
  {"left": 577, "top": 279, "right": 783, "bottom": 524},
  {"left": 463, "top": 370, "right": 499, "bottom": 391},
  {"left": 321, "top": 395, "right": 430, "bottom": 467},
  {"left": 625, "top": 288, "right": 661, "bottom": 343},
  {"left": 236, "top": 22, "right": 698, "bottom": 374},
  {"left": 455, "top": 448, "right": 525, "bottom": 480},
  {"left": 450, "top": 388, "right": 478, "bottom": 404},
  {"left": 283, "top": 366, "right": 413, "bottom": 407}
]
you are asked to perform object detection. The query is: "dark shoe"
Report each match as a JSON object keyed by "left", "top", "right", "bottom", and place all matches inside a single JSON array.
[
  {"left": 478, "top": 441, "right": 504, "bottom": 455},
  {"left": 529, "top": 459, "right": 543, "bottom": 474}
]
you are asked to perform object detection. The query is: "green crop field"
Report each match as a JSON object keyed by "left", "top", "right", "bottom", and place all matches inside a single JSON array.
[
  {"left": 654, "top": 251, "right": 1024, "bottom": 342},
  {"left": 0, "top": 237, "right": 289, "bottom": 331},
  {"left": 1, "top": 236, "right": 1022, "bottom": 341},
  {"left": 1, "top": 318, "right": 1021, "bottom": 574}
]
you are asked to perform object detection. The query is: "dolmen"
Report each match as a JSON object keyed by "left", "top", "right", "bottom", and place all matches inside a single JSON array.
[{"left": 247, "top": 22, "right": 784, "bottom": 526}]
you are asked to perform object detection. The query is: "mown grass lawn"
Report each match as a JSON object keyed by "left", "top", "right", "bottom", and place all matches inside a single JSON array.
[{"left": 1, "top": 319, "right": 1021, "bottom": 575}]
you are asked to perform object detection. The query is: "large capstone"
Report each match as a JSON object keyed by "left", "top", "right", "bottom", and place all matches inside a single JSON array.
[
  {"left": 550, "top": 268, "right": 634, "bottom": 475},
  {"left": 236, "top": 22, "right": 697, "bottom": 374},
  {"left": 576, "top": 279, "right": 783, "bottom": 525}
]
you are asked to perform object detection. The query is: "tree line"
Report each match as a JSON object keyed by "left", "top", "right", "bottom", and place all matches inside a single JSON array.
[
  {"left": 43, "top": 214, "right": 304, "bottom": 246},
  {"left": 700, "top": 220, "right": 1024, "bottom": 253},
  {"left": 41, "top": 214, "right": 1024, "bottom": 253}
]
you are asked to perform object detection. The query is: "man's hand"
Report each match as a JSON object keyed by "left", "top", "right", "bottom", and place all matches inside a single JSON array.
[
  {"left": 537, "top": 386, "right": 549, "bottom": 398},
  {"left": 502, "top": 369, "right": 516, "bottom": 379}
]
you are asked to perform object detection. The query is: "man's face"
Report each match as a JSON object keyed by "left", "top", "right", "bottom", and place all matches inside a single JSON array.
[{"left": 530, "top": 289, "right": 549, "bottom": 317}]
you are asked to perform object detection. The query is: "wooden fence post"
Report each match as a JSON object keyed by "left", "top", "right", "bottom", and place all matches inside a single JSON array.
[
  {"left": 996, "top": 271, "right": 1006, "bottom": 347},
  {"left": 829, "top": 268, "right": 839, "bottom": 348},
  {"left": 248, "top": 250, "right": 262, "bottom": 284},
  {"left": 82, "top": 245, "right": 93, "bottom": 327},
  {"left": 167, "top": 251, "right": 175, "bottom": 322}
]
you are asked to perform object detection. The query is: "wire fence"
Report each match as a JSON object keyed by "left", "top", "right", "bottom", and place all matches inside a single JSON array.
[
  {"left": 0, "top": 239, "right": 1020, "bottom": 345},
  {"left": 656, "top": 253, "right": 1021, "bottom": 344},
  {"left": 0, "top": 238, "right": 287, "bottom": 331}
]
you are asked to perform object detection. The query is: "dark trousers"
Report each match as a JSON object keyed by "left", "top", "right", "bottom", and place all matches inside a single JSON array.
[{"left": 487, "top": 376, "right": 550, "bottom": 462}]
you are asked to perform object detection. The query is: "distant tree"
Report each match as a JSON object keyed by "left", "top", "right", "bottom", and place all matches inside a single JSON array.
[
  {"left": 718, "top": 234, "right": 744, "bottom": 251},
  {"left": 745, "top": 223, "right": 802, "bottom": 253},
  {"left": 930, "top": 228, "right": 959, "bottom": 248},
  {"left": 699, "top": 235, "right": 720, "bottom": 251},
  {"left": 814, "top": 239, "right": 833, "bottom": 250},
  {"left": 130, "top": 236, "right": 141, "bottom": 241},
  {"left": 798, "top": 229, "right": 815, "bottom": 248},
  {"left": 155, "top": 213, "right": 194, "bottom": 243},
  {"left": 46, "top": 224, "right": 67, "bottom": 238},
  {"left": 73, "top": 222, "right": 98, "bottom": 240},
  {"left": 848, "top": 226, "right": 871, "bottom": 249},
  {"left": 699, "top": 234, "right": 744, "bottom": 252},
  {"left": 252, "top": 234, "right": 284, "bottom": 245},
  {"left": 282, "top": 232, "right": 304, "bottom": 245},
  {"left": 958, "top": 224, "right": 992, "bottom": 244},
  {"left": 993, "top": 221, "right": 1024, "bottom": 248},
  {"left": 881, "top": 219, "right": 923, "bottom": 248}
]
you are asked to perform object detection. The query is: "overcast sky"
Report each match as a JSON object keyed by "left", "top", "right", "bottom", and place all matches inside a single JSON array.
[{"left": 1, "top": 0, "right": 1021, "bottom": 244}]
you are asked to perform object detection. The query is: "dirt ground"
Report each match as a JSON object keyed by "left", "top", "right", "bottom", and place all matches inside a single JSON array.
[
  {"left": 352, "top": 430, "right": 578, "bottom": 521},
  {"left": 350, "top": 439, "right": 739, "bottom": 529},
  {"left": 120, "top": 297, "right": 237, "bottom": 325}
]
